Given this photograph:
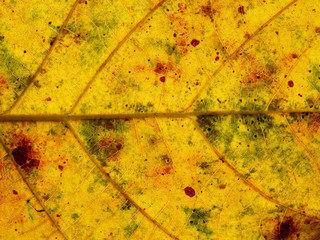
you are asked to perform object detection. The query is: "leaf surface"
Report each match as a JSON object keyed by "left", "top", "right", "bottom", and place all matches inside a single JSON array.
[{"left": 1, "top": 0, "right": 320, "bottom": 239}]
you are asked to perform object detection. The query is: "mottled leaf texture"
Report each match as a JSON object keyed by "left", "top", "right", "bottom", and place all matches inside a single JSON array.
[{"left": 1, "top": 0, "right": 320, "bottom": 239}]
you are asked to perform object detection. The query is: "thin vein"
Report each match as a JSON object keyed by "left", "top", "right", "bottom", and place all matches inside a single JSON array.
[
  {"left": 182, "top": 0, "right": 298, "bottom": 112},
  {"left": 68, "top": 0, "right": 168, "bottom": 114},
  {"left": 191, "top": 118, "right": 320, "bottom": 221},
  {"left": 0, "top": 138, "right": 68, "bottom": 240},
  {"left": 66, "top": 121, "right": 179, "bottom": 240},
  {"left": 2, "top": 0, "right": 81, "bottom": 115}
]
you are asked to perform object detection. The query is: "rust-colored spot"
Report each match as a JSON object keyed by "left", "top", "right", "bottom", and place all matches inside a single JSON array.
[
  {"left": 0, "top": 74, "right": 9, "bottom": 91},
  {"left": 200, "top": 4, "right": 216, "bottom": 21},
  {"left": 160, "top": 76, "right": 166, "bottom": 82},
  {"left": 277, "top": 217, "right": 298, "bottom": 240},
  {"left": 262, "top": 212, "right": 320, "bottom": 240},
  {"left": 12, "top": 148, "right": 39, "bottom": 171},
  {"left": 315, "top": 27, "right": 320, "bottom": 33},
  {"left": 58, "top": 165, "right": 64, "bottom": 171},
  {"left": 154, "top": 63, "right": 166, "bottom": 74},
  {"left": 11, "top": 138, "right": 40, "bottom": 172},
  {"left": 215, "top": 56, "right": 219, "bottom": 61},
  {"left": 12, "top": 190, "right": 18, "bottom": 195},
  {"left": 291, "top": 53, "right": 298, "bottom": 59},
  {"left": 288, "top": 80, "right": 294, "bottom": 87},
  {"left": 177, "top": 39, "right": 186, "bottom": 46},
  {"left": 116, "top": 143, "right": 123, "bottom": 151},
  {"left": 153, "top": 61, "right": 175, "bottom": 75},
  {"left": 238, "top": 6, "right": 245, "bottom": 14},
  {"left": 45, "top": 97, "right": 51, "bottom": 101},
  {"left": 191, "top": 39, "right": 200, "bottom": 47},
  {"left": 219, "top": 184, "right": 226, "bottom": 189},
  {"left": 184, "top": 186, "right": 195, "bottom": 197}
]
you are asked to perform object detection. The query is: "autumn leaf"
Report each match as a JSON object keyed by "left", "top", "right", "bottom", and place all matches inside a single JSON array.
[{"left": 1, "top": 0, "right": 320, "bottom": 239}]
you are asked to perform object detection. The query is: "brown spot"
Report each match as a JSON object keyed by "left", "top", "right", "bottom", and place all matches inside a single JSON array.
[
  {"left": 160, "top": 76, "right": 166, "bottom": 82},
  {"left": 176, "top": 39, "right": 186, "bottom": 46},
  {"left": 244, "top": 33, "right": 251, "bottom": 38},
  {"left": 219, "top": 184, "right": 226, "bottom": 189},
  {"left": 12, "top": 190, "right": 18, "bottom": 195},
  {"left": 116, "top": 143, "right": 123, "bottom": 151},
  {"left": 58, "top": 165, "right": 64, "bottom": 171},
  {"left": 200, "top": 4, "right": 216, "bottom": 21},
  {"left": 315, "top": 27, "right": 320, "bottom": 34},
  {"left": 291, "top": 53, "right": 298, "bottom": 59},
  {"left": 262, "top": 212, "right": 320, "bottom": 240},
  {"left": 12, "top": 140, "right": 40, "bottom": 172},
  {"left": 154, "top": 63, "right": 166, "bottom": 74},
  {"left": 191, "top": 39, "right": 200, "bottom": 47},
  {"left": 215, "top": 56, "right": 219, "bottom": 61},
  {"left": 0, "top": 74, "right": 9, "bottom": 91},
  {"left": 278, "top": 217, "right": 296, "bottom": 239},
  {"left": 45, "top": 97, "right": 51, "bottom": 101},
  {"left": 184, "top": 186, "right": 195, "bottom": 197},
  {"left": 238, "top": 6, "right": 245, "bottom": 14},
  {"left": 153, "top": 62, "right": 175, "bottom": 75},
  {"left": 288, "top": 80, "right": 294, "bottom": 87}
]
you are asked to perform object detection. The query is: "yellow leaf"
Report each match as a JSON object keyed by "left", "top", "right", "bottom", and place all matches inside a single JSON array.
[{"left": 1, "top": 0, "right": 320, "bottom": 239}]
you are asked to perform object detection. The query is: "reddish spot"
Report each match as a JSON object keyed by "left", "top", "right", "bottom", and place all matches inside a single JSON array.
[
  {"left": 244, "top": 33, "right": 251, "bottom": 38},
  {"left": 160, "top": 76, "right": 166, "bottom": 83},
  {"left": 12, "top": 190, "right": 18, "bottom": 195},
  {"left": 176, "top": 39, "right": 186, "bottom": 47},
  {"left": 291, "top": 53, "right": 298, "bottom": 59},
  {"left": 215, "top": 56, "right": 219, "bottom": 61},
  {"left": 58, "top": 165, "right": 64, "bottom": 171},
  {"left": 298, "top": 93, "right": 302, "bottom": 97},
  {"left": 184, "top": 186, "right": 195, "bottom": 197},
  {"left": 278, "top": 217, "right": 296, "bottom": 239},
  {"left": 153, "top": 62, "right": 174, "bottom": 75},
  {"left": 238, "top": 6, "right": 245, "bottom": 14},
  {"left": 219, "top": 184, "right": 226, "bottom": 189},
  {"left": 162, "top": 166, "right": 173, "bottom": 175},
  {"left": 191, "top": 39, "right": 200, "bottom": 47},
  {"left": 288, "top": 80, "right": 294, "bottom": 87},
  {"left": 200, "top": 5, "right": 216, "bottom": 21},
  {"left": 45, "top": 97, "right": 51, "bottom": 101},
  {"left": 154, "top": 63, "right": 166, "bottom": 74},
  {"left": 315, "top": 27, "right": 320, "bottom": 33},
  {"left": 11, "top": 138, "right": 40, "bottom": 172},
  {"left": 0, "top": 74, "right": 9, "bottom": 91},
  {"left": 275, "top": 31, "right": 279, "bottom": 35},
  {"left": 116, "top": 143, "right": 123, "bottom": 151}
]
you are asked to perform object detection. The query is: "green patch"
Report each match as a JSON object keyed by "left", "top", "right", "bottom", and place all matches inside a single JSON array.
[
  {"left": 124, "top": 221, "right": 138, "bottom": 237},
  {"left": 240, "top": 207, "right": 255, "bottom": 217},
  {"left": 0, "top": 41, "right": 32, "bottom": 96},
  {"left": 71, "top": 213, "right": 79, "bottom": 219},
  {"left": 194, "top": 98, "right": 214, "bottom": 111},
  {"left": 129, "top": 102, "right": 154, "bottom": 112},
  {"left": 184, "top": 208, "right": 213, "bottom": 235}
]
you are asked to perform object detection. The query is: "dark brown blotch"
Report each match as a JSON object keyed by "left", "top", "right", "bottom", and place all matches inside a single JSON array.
[
  {"left": 238, "top": 6, "right": 245, "bottom": 14},
  {"left": 191, "top": 39, "right": 200, "bottom": 47},
  {"left": 12, "top": 140, "right": 40, "bottom": 172}
]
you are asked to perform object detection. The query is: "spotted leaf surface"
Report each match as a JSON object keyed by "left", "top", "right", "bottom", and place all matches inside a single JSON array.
[{"left": 1, "top": 0, "right": 320, "bottom": 240}]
